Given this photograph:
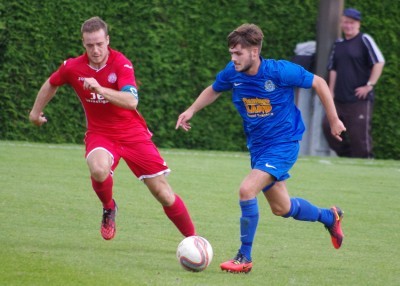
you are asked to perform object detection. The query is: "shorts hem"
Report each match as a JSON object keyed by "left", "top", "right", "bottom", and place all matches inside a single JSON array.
[
  {"left": 86, "top": 147, "right": 114, "bottom": 165},
  {"left": 138, "top": 169, "right": 171, "bottom": 181}
]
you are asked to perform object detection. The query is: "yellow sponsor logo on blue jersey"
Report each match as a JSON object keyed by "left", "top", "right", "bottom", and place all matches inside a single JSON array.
[{"left": 242, "top": 98, "right": 272, "bottom": 117}]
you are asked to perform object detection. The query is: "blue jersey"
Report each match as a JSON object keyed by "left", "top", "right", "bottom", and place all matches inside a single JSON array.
[{"left": 212, "top": 58, "right": 314, "bottom": 151}]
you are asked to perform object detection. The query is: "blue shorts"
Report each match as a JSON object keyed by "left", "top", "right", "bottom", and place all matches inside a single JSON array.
[{"left": 250, "top": 141, "right": 299, "bottom": 181}]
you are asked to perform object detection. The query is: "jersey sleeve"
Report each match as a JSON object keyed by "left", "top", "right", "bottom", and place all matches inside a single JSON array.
[
  {"left": 49, "top": 60, "right": 70, "bottom": 86},
  {"left": 115, "top": 56, "right": 137, "bottom": 90},
  {"left": 277, "top": 60, "right": 314, "bottom": 89},
  {"left": 212, "top": 62, "right": 234, "bottom": 92}
]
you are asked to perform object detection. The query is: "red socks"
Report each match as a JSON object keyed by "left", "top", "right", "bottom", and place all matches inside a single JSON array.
[
  {"left": 163, "top": 194, "right": 196, "bottom": 237},
  {"left": 91, "top": 175, "right": 115, "bottom": 210},
  {"left": 92, "top": 176, "right": 194, "bottom": 236}
]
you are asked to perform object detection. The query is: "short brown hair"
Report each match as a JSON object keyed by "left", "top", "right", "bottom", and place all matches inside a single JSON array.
[
  {"left": 227, "top": 24, "right": 264, "bottom": 52},
  {"left": 81, "top": 16, "right": 108, "bottom": 35}
]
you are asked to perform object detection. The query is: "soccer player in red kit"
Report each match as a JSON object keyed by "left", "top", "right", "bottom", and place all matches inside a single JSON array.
[{"left": 29, "top": 16, "right": 196, "bottom": 240}]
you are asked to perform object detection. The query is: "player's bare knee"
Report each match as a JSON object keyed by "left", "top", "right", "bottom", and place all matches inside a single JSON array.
[
  {"left": 238, "top": 189, "right": 248, "bottom": 200},
  {"left": 90, "top": 166, "right": 110, "bottom": 182},
  {"left": 271, "top": 205, "right": 290, "bottom": 216},
  {"left": 238, "top": 185, "right": 255, "bottom": 200}
]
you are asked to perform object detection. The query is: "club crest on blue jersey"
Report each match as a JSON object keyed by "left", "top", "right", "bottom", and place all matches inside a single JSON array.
[{"left": 264, "top": 80, "right": 276, "bottom": 92}]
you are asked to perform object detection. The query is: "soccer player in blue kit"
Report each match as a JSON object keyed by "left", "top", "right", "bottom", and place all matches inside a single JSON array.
[{"left": 176, "top": 24, "right": 347, "bottom": 273}]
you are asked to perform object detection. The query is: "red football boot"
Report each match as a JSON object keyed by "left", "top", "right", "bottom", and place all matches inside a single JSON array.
[
  {"left": 325, "top": 206, "right": 344, "bottom": 249},
  {"left": 101, "top": 201, "right": 117, "bottom": 240},
  {"left": 220, "top": 251, "right": 253, "bottom": 273}
]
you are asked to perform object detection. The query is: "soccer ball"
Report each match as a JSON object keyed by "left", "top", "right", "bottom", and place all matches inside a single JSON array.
[{"left": 176, "top": 236, "right": 213, "bottom": 272}]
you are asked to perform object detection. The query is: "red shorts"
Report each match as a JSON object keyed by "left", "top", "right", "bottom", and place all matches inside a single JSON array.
[{"left": 84, "top": 133, "right": 170, "bottom": 180}]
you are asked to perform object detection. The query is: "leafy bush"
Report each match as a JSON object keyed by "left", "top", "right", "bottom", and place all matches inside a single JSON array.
[{"left": 0, "top": 0, "right": 398, "bottom": 158}]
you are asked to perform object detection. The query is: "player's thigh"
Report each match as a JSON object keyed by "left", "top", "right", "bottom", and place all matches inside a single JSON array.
[
  {"left": 85, "top": 134, "right": 119, "bottom": 180},
  {"left": 87, "top": 149, "right": 113, "bottom": 177},
  {"left": 239, "top": 169, "right": 274, "bottom": 200}
]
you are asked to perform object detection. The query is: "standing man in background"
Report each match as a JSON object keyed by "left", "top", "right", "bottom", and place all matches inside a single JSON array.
[
  {"left": 29, "top": 16, "right": 196, "bottom": 241},
  {"left": 323, "top": 8, "right": 385, "bottom": 158}
]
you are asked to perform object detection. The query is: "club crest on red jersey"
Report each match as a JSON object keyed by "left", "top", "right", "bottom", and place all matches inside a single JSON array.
[{"left": 108, "top": 73, "right": 117, "bottom": 83}]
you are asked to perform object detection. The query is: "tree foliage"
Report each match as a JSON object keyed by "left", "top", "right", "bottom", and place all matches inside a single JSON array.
[{"left": 0, "top": 0, "right": 398, "bottom": 159}]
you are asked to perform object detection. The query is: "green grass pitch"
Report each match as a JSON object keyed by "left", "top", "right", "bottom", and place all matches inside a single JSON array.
[{"left": 1, "top": 141, "right": 399, "bottom": 285}]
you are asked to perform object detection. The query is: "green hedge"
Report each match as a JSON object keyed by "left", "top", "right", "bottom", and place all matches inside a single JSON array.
[{"left": 1, "top": 0, "right": 399, "bottom": 159}]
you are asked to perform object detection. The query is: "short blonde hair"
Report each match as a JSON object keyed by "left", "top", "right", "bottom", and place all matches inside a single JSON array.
[{"left": 81, "top": 16, "right": 108, "bottom": 35}]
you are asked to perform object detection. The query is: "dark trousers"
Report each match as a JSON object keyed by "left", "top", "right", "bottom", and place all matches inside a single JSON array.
[{"left": 322, "top": 100, "right": 373, "bottom": 158}]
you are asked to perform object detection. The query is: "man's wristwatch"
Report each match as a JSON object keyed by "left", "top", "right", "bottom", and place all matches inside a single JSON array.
[{"left": 367, "top": 81, "right": 375, "bottom": 87}]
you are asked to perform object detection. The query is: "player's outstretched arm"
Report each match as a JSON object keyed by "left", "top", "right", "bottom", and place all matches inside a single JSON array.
[
  {"left": 312, "top": 75, "right": 346, "bottom": 141},
  {"left": 176, "top": 85, "right": 221, "bottom": 131},
  {"left": 29, "top": 78, "right": 58, "bottom": 126}
]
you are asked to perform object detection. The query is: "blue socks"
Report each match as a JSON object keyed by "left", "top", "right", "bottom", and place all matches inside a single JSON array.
[
  {"left": 238, "top": 197, "right": 334, "bottom": 261},
  {"left": 239, "top": 198, "right": 259, "bottom": 261},
  {"left": 283, "top": 197, "right": 334, "bottom": 227}
]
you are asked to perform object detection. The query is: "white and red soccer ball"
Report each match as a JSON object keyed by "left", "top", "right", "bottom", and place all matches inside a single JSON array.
[{"left": 176, "top": 236, "right": 213, "bottom": 272}]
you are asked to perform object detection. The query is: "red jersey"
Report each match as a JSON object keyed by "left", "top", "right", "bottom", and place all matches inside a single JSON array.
[{"left": 49, "top": 48, "right": 152, "bottom": 142}]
